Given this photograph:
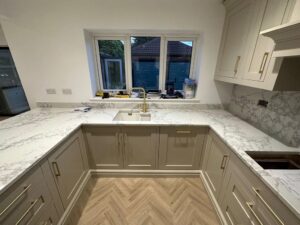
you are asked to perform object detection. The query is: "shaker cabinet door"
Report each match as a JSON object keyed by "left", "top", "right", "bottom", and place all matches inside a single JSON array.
[
  {"left": 243, "top": 0, "right": 290, "bottom": 81},
  {"left": 202, "top": 132, "right": 230, "bottom": 199},
  {"left": 159, "top": 127, "right": 206, "bottom": 170},
  {"left": 215, "top": 0, "right": 260, "bottom": 78},
  {"left": 48, "top": 130, "right": 88, "bottom": 208},
  {"left": 84, "top": 126, "right": 123, "bottom": 169},
  {"left": 123, "top": 127, "right": 159, "bottom": 169}
]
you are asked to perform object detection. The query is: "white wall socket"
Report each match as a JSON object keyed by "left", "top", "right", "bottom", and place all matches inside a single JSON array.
[
  {"left": 46, "top": 88, "right": 56, "bottom": 94},
  {"left": 62, "top": 89, "right": 72, "bottom": 95}
]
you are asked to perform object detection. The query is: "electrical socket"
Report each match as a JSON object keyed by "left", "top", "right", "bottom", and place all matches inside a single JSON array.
[
  {"left": 62, "top": 89, "right": 72, "bottom": 95},
  {"left": 46, "top": 88, "right": 56, "bottom": 94},
  {"left": 257, "top": 99, "right": 268, "bottom": 107}
]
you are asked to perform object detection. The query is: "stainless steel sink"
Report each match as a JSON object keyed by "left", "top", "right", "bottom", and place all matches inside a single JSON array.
[
  {"left": 113, "top": 110, "right": 151, "bottom": 121},
  {"left": 246, "top": 151, "right": 300, "bottom": 169}
]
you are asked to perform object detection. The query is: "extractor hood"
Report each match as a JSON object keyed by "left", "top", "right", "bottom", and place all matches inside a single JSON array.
[{"left": 261, "top": 20, "right": 300, "bottom": 58}]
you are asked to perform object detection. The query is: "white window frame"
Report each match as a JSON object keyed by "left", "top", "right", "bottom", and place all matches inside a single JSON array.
[
  {"left": 94, "top": 36, "right": 129, "bottom": 91},
  {"left": 93, "top": 32, "right": 199, "bottom": 92},
  {"left": 161, "top": 37, "right": 197, "bottom": 90}
]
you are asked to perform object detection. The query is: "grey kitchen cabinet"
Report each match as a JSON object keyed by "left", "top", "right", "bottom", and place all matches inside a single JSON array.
[
  {"left": 202, "top": 130, "right": 230, "bottom": 200},
  {"left": 159, "top": 126, "right": 207, "bottom": 170},
  {"left": 48, "top": 129, "right": 88, "bottom": 208},
  {"left": 123, "top": 127, "right": 159, "bottom": 169},
  {"left": 84, "top": 126, "right": 159, "bottom": 170},
  {"left": 215, "top": 0, "right": 266, "bottom": 79},
  {"left": 84, "top": 126, "right": 123, "bottom": 169},
  {"left": 0, "top": 167, "right": 59, "bottom": 225},
  {"left": 220, "top": 152, "right": 300, "bottom": 225}
]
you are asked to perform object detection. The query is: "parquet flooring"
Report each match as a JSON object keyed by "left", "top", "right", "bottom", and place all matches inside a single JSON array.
[{"left": 76, "top": 177, "right": 221, "bottom": 225}]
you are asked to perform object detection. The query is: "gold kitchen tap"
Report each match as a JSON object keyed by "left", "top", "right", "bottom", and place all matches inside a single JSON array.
[{"left": 130, "top": 87, "right": 148, "bottom": 113}]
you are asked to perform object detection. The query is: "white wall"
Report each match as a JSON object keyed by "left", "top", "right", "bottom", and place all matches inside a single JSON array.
[
  {"left": 0, "top": 0, "right": 230, "bottom": 108},
  {"left": 0, "top": 24, "right": 7, "bottom": 46}
]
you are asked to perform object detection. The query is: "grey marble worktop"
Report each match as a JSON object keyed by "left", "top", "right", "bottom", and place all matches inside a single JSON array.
[{"left": 0, "top": 107, "right": 300, "bottom": 218}]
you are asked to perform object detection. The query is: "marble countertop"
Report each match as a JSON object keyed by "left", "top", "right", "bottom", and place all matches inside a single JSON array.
[{"left": 0, "top": 107, "right": 299, "bottom": 218}]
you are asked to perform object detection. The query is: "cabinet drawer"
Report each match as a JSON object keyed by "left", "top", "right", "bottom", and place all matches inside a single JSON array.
[
  {"left": 33, "top": 202, "right": 59, "bottom": 225},
  {"left": 0, "top": 167, "right": 53, "bottom": 225},
  {"left": 226, "top": 153, "right": 300, "bottom": 225}
]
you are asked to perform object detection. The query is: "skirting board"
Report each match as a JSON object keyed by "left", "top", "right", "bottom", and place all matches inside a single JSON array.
[
  {"left": 57, "top": 171, "right": 93, "bottom": 225},
  {"left": 199, "top": 171, "right": 227, "bottom": 225},
  {"left": 90, "top": 169, "right": 201, "bottom": 177}
]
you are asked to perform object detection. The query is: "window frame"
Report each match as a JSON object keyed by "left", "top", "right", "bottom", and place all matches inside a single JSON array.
[
  {"left": 94, "top": 36, "right": 129, "bottom": 91},
  {"left": 93, "top": 33, "right": 198, "bottom": 92},
  {"left": 161, "top": 37, "right": 197, "bottom": 90}
]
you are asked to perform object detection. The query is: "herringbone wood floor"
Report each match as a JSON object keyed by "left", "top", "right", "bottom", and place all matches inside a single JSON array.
[{"left": 76, "top": 177, "right": 221, "bottom": 225}]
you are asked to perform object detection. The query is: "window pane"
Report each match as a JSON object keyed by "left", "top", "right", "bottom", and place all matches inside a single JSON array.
[
  {"left": 98, "top": 40, "right": 126, "bottom": 89},
  {"left": 131, "top": 37, "right": 160, "bottom": 91},
  {"left": 166, "top": 41, "right": 193, "bottom": 90}
]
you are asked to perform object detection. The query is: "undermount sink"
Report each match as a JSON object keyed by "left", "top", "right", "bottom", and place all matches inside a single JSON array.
[
  {"left": 246, "top": 151, "right": 300, "bottom": 169},
  {"left": 113, "top": 110, "right": 151, "bottom": 121}
]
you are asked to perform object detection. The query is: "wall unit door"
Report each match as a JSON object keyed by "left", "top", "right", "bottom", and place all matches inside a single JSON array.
[
  {"left": 242, "top": 0, "right": 291, "bottom": 81},
  {"left": 202, "top": 131, "right": 230, "bottom": 200},
  {"left": 159, "top": 127, "right": 207, "bottom": 170},
  {"left": 48, "top": 130, "right": 88, "bottom": 208},
  {"left": 215, "top": 0, "right": 264, "bottom": 78},
  {"left": 123, "top": 127, "right": 159, "bottom": 169},
  {"left": 84, "top": 126, "right": 123, "bottom": 169}
]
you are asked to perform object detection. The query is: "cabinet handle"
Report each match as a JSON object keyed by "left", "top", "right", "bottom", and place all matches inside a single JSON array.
[
  {"left": 252, "top": 187, "right": 284, "bottom": 225},
  {"left": 246, "top": 202, "right": 263, "bottom": 225},
  {"left": 176, "top": 130, "right": 191, "bottom": 134},
  {"left": 220, "top": 155, "right": 228, "bottom": 169},
  {"left": 0, "top": 184, "right": 31, "bottom": 217},
  {"left": 259, "top": 52, "right": 269, "bottom": 78},
  {"left": 234, "top": 56, "right": 241, "bottom": 74},
  {"left": 15, "top": 195, "right": 44, "bottom": 225},
  {"left": 52, "top": 162, "right": 61, "bottom": 177}
]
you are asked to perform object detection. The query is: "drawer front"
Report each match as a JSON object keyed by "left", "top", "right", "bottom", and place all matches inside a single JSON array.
[
  {"left": 221, "top": 162, "right": 253, "bottom": 225},
  {"left": 0, "top": 167, "right": 53, "bottom": 225},
  {"left": 229, "top": 153, "right": 300, "bottom": 225},
  {"left": 31, "top": 202, "right": 59, "bottom": 225}
]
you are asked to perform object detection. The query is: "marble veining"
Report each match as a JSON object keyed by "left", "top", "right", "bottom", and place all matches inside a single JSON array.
[
  {"left": 0, "top": 107, "right": 300, "bottom": 219},
  {"left": 228, "top": 85, "right": 300, "bottom": 147}
]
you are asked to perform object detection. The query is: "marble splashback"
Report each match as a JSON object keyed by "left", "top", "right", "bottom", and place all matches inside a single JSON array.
[{"left": 228, "top": 85, "right": 300, "bottom": 147}]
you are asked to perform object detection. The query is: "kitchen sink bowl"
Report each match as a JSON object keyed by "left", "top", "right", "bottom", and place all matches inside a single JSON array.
[
  {"left": 246, "top": 151, "right": 300, "bottom": 169},
  {"left": 113, "top": 110, "right": 151, "bottom": 121}
]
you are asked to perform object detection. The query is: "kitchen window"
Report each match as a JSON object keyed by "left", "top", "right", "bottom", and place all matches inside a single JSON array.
[
  {"left": 165, "top": 40, "right": 194, "bottom": 90},
  {"left": 96, "top": 39, "right": 127, "bottom": 90},
  {"left": 94, "top": 34, "right": 197, "bottom": 92},
  {"left": 131, "top": 36, "right": 161, "bottom": 91}
]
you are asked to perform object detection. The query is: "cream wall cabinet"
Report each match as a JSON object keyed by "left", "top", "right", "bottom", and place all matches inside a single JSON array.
[
  {"left": 202, "top": 130, "right": 231, "bottom": 200},
  {"left": 159, "top": 127, "right": 207, "bottom": 170},
  {"left": 215, "top": 0, "right": 297, "bottom": 90},
  {"left": 242, "top": 0, "right": 291, "bottom": 82},
  {"left": 48, "top": 130, "right": 89, "bottom": 208},
  {"left": 215, "top": 0, "right": 267, "bottom": 79}
]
